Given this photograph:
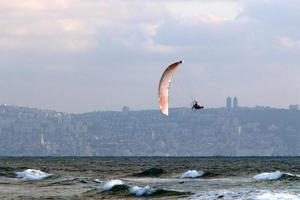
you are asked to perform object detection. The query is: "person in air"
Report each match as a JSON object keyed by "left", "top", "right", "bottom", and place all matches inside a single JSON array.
[{"left": 192, "top": 101, "right": 204, "bottom": 110}]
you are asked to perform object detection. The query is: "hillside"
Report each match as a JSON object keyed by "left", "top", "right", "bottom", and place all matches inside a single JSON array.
[{"left": 0, "top": 105, "right": 299, "bottom": 156}]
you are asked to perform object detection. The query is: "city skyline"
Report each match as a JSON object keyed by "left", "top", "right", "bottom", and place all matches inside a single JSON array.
[
  {"left": 1, "top": 1, "right": 300, "bottom": 112},
  {"left": 1, "top": 97, "right": 299, "bottom": 113}
]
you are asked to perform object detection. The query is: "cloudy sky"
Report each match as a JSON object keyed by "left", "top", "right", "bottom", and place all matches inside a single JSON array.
[{"left": 1, "top": 0, "right": 300, "bottom": 113}]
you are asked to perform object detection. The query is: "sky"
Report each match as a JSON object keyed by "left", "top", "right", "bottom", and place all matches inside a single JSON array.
[{"left": 1, "top": 0, "right": 300, "bottom": 113}]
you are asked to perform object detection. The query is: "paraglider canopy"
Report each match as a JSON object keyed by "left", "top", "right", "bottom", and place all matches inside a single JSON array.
[{"left": 158, "top": 61, "right": 183, "bottom": 116}]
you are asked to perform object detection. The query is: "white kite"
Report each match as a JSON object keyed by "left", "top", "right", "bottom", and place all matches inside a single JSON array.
[{"left": 158, "top": 61, "right": 183, "bottom": 116}]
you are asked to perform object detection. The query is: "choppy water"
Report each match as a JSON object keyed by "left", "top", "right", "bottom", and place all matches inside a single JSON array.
[{"left": 0, "top": 157, "right": 299, "bottom": 199}]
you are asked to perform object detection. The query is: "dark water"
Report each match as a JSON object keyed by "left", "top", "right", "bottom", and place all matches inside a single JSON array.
[{"left": 0, "top": 157, "right": 299, "bottom": 199}]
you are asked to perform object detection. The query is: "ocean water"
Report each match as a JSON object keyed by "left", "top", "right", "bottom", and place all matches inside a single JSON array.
[{"left": 0, "top": 157, "right": 299, "bottom": 199}]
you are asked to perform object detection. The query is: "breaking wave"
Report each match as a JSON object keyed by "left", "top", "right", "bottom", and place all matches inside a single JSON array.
[
  {"left": 15, "top": 169, "right": 52, "bottom": 180},
  {"left": 130, "top": 185, "right": 192, "bottom": 197},
  {"left": 253, "top": 171, "right": 300, "bottom": 181},
  {"left": 129, "top": 185, "right": 155, "bottom": 196},
  {"left": 180, "top": 170, "right": 204, "bottom": 178},
  {"left": 100, "top": 180, "right": 191, "bottom": 197},
  {"left": 253, "top": 171, "right": 282, "bottom": 181},
  {"left": 101, "top": 179, "right": 127, "bottom": 191}
]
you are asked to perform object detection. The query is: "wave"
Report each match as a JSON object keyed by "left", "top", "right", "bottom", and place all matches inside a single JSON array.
[
  {"left": 101, "top": 179, "right": 128, "bottom": 192},
  {"left": 201, "top": 171, "right": 220, "bottom": 178},
  {"left": 129, "top": 185, "right": 155, "bottom": 196},
  {"left": 0, "top": 166, "right": 16, "bottom": 178},
  {"left": 83, "top": 179, "right": 129, "bottom": 199},
  {"left": 15, "top": 169, "right": 52, "bottom": 180},
  {"left": 253, "top": 171, "right": 300, "bottom": 181},
  {"left": 253, "top": 171, "right": 282, "bottom": 180},
  {"left": 132, "top": 168, "right": 165, "bottom": 177},
  {"left": 180, "top": 170, "right": 204, "bottom": 178},
  {"left": 94, "top": 178, "right": 102, "bottom": 183},
  {"left": 129, "top": 185, "right": 192, "bottom": 197},
  {"left": 100, "top": 179, "right": 191, "bottom": 197},
  {"left": 281, "top": 172, "right": 300, "bottom": 181}
]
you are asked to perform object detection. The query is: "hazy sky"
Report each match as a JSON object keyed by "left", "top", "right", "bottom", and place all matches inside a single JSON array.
[{"left": 1, "top": 0, "right": 300, "bottom": 113}]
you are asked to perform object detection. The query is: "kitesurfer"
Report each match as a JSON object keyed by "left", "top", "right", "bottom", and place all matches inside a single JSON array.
[{"left": 192, "top": 101, "right": 204, "bottom": 110}]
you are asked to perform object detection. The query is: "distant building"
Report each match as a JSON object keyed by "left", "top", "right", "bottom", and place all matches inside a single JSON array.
[
  {"left": 233, "top": 97, "right": 238, "bottom": 109},
  {"left": 289, "top": 104, "right": 298, "bottom": 110},
  {"left": 226, "top": 97, "right": 232, "bottom": 109}
]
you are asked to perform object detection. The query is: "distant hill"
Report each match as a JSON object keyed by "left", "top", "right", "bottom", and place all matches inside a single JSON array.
[{"left": 0, "top": 105, "right": 299, "bottom": 156}]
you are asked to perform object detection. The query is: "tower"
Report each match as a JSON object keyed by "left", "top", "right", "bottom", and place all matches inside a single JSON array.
[
  {"left": 226, "top": 97, "right": 232, "bottom": 110},
  {"left": 233, "top": 97, "right": 238, "bottom": 109}
]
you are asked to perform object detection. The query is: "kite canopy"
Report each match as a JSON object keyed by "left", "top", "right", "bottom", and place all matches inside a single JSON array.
[{"left": 158, "top": 61, "right": 183, "bottom": 116}]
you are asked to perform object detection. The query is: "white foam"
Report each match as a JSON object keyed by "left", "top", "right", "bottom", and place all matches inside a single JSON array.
[
  {"left": 253, "top": 171, "right": 283, "bottom": 181},
  {"left": 180, "top": 170, "right": 204, "bottom": 178},
  {"left": 101, "top": 179, "right": 124, "bottom": 191},
  {"left": 255, "top": 192, "right": 300, "bottom": 200},
  {"left": 16, "top": 169, "right": 52, "bottom": 180},
  {"left": 129, "top": 185, "right": 155, "bottom": 196}
]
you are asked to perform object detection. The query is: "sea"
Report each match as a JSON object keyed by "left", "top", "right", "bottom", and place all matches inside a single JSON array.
[{"left": 0, "top": 157, "right": 299, "bottom": 200}]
